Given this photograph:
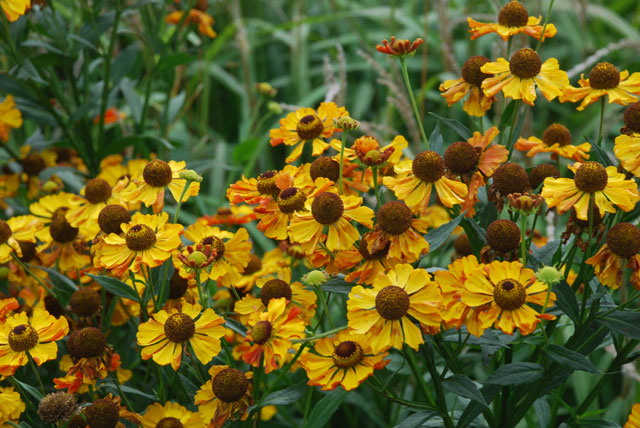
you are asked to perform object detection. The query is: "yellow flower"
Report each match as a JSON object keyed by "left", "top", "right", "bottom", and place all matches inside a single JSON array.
[
  {"left": 299, "top": 330, "right": 389, "bottom": 391},
  {"left": 195, "top": 365, "right": 253, "bottom": 428},
  {"left": 66, "top": 178, "right": 126, "bottom": 238},
  {"left": 288, "top": 191, "right": 374, "bottom": 253},
  {"left": 176, "top": 223, "right": 252, "bottom": 287},
  {"left": 165, "top": 9, "right": 217, "bottom": 38},
  {"left": 0, "top": 95, "right": 23, "bottom": 141},
  {"left": 98, "top": 211, "right": 183, "bottom": 277},
  {"left": 615, "top": 133, "right": 640, "bottom": 178},
  {"left": 234, "top": 297, "right": 306, "bottom": 374},
  {"left": 123, "top": 160, "right": 200, "bottom": 213},
  {"left": 561, "top": 62, "right": 640, "bottom": 111},
  {"left": 541, "top": 161, "right": 639, "bottom": 221},
  {"left": 347, "top": 264, "right": 441, "bottom": 353},
  {"left": 269, "top": 102, "right": 348, "bottom": 163},
  {"left": 140, "top": 401, "right": 203, "bottom": 428},
  {"left": 136, "top": 302, "right": 226, "bottom": 370},
  {"left": 0, "top": 386, "right": 25, "bottom": 425},
  {"left": 481, "top": 48, "right": 569, "bottom": 106},
  {"left": 234, "top": 268, "right": 317, "bottom": 323},
  {"left": 383, "top": 152, "right": 468, "bottom": 214},
  {"left": 434, "top": 255, "right": 482, "bottom": 331},
  {"left": 587, "top": 223, "right": 640, "bottom": 289},
  {"left": 334, "top": 231, "right": 398, "bottom": 285},
  {"left": 467, "top": 1, "right": 557, "bottom": 41},
  {"left": 0, "top": 308, "right": 69, "bottom": 377},
  {"left": 515, "top": 123, "right": 590, "bottom": 161},
  {"left": 440, "top": 56, "right": 496, "bottom": 117},
  {"left": 462, "top": 261, "right": 555, "bottom": 336},
  {"left": 625, "top": 404, "right": 640, "bottom": 428},
  {"left": 0, "top": 215, "right": 43, "bottom": 263}
]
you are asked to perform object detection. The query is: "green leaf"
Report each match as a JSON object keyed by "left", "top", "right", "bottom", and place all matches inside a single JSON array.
[
  {"left": 233, "top": 138, "right": 260, "bottom": 163},
  {"left": 529, "top": 240, "right": 561, "bottom": 268},
  {"left": 305, "top": 388, "right": 349, "bottom": 428},
  {"left": 253, "top": 382, "right": 306, "bottom": 409},
  {"left": 457, "top": 384, "right": 500, "bottom": 428},
  {"left": 120, "top": 78, "right": 142, "bottom": 123},
  {"left": 546, "top": 344, "right": 599, "bottom": 373},
  {"left": 394, "top": 411, "right": 437, "bottom": 428},
  {"left": 322, "top": 276, "right": 354, "bottom": 294},
  {"left": 30, "top": 265, "right": 78, "bottom": 301},
  {"left": 156, "top": 53, "right": 196, "bottom": 73},
  {"left": 428, "top": 113, "right": 472, "bottom": 140},
  {"left": 429, "top": 122, "right": 444, "bottom": 155},
  {"left": 599, "top": 310, "right": 640, "bottom": 339},
  {"left": 14, "top": 378, "right": 44, "bottom": 401},
  {"left": 442, "top": 374, "right": 487, "bottom": 407},
  {"left": 577, "top": 418, "right": 621, "bottom": 428},
  {"left": 104, "top": 384, "right": 156, "bottom": 400},
  {"left": 424, "top": 213, "right": 464, "bottom": 253},
  {"left": 498, "top": 100, "right": 518, "bottom": 130},
  {"left": 588, "top": 138, "right": 613, "bottom": 166},
  {"left": 86, "top": 274, "right": 140, "bottom": 301},
  {"left": 484, "top": 362, "right": 543, "bottom": 385},
  {"left": 554, "top": 281, "right": 580, "bottom": 324}
]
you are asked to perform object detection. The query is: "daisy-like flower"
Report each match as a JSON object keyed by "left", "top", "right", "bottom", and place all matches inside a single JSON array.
[
  {"left": 0, "top": 386, "right": 25, "bottom": 425},
  {"left": 347, "top": 264, "right": 441, "bottom": 353},
  {"left": 541, "top": 161, "right": 640, "bottom": 221},
  {"left": 434, "top": 255, "right": 482, "bottom": 331},
  {"left": 0, "top": 308, "right": 69, "bottom": 376},
  {"left": 467, "top": 1, "right": 557, "bottom": 41},
  {"left": 615, "top": 103, "right": 640, "bottom": 177},
  {"left": 334, "top": 231, "right": 398, "bottom": 285},
  {"left": 136, "top": 302, "right": 226, "bottom": 371},
  {"left": 440, "top": 56, "right": 496, "bottom": 117},
  {"left": 66, "top": 178, "right": 125, "bottom": 238},
  {"left": 93, "top": 107, "right": 125, "bottom": 125},
  {"left": 0, "top": 298, "right": 19, "bottom": 322},
  {"left": 166, "top": 9, "right": 217, "bottom": 38},
  {"left": 199, "top": 205, "right": 257, "bottom": 227},
  {"left": 331, "top": 135, "right": 407, "bottom": 167},
  {"left": 83, "top": 394, "right": 141, "bottom": 428},
  {"left": 515, "top": 123, "right": 590, "bottom": 161},
  {"left": 562, "top": 62, "right": 640, "bottom": 111},
  {"left": 98, "top": 211, "right": 183, "bottom": 277},
  {"left": 234, "top": 297, "right": 306, "bottom": 373},
  {"left": 0, "top": 215, "right": 43, "bottom": 263},
  {"left": 289, "top": 191, "right": 374, "bottom": 253},
  {"left": 375, "top": 36, "right": 423, "bottom": 56},
  {"left": 299, "top": 330, "right": 389, "bottom": 391},
  {"left": 0, "top": 0, "right": 29, "bottom": 21},
  {"left": 625, "top": 404, "right": 640, "bottom": 428},
  {"left": 140, "top": 401, "right": 203, "bottom": 428},
  {"left": 586, "top": 223, "right": 640, "bottom": 289},
  {"left": 97, "top": 155, "right": 147, "bottom": 188},
  {"left": 269, "top": 102, "right": 348, "bottom": 163},
  {"left": 481, "top": 48, "right": 569, "bottom": 106},
  {"left": 383, "top": 151, "right": 468, "bottom": 214},
  {"left": 364, "top": 201, "right": 429, "bottom": 264},
  {"left": 234, "top": 268, "right": 317, "bottom": 323},
  {"left": 462, "top": 260, "right": 555, "bottom": 336},
  {"left": 444, "top": 127, "right": 508, "bottom": 217},
  {"left": 123, "top": 160, "right": 200, "bottom": 213},
  {"left": 0, "top": 95, "right": 23, "bottom": 141},
  {"left": 195, "top": 365, "right": 253, "bottom": 428},
  {"left": 175, "top": 223, "right": 252, "bottom": 287}
]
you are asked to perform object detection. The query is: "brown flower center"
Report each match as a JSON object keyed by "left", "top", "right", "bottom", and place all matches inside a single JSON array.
[
  {"left": 453, "top": 234, "right": 473, "bottom": 256},
  {"left": 84, "top": 178, "right": 112, "bottom": 204},
  {"left": 310, "top": 157, "right": 340, "bottom": 182},
  {"left": 0, "top": 220, "right": 11, "bottom": 243},
  {"left": 164, "top": 313, "right": 196, "bottom": 343},
  {"left": 201, "top": 236, "right": 225, "bottom": 260},
  {"left": 49, "top": 208, "right": 79, "bottom": 243},
  {"left": 156, "top": 417, "right": 184, "bottom": 428},
  {"left": 486, "top": 219, "right": 521, "bottom": 253},
  {"left": 606, "top": 222, "right": 640, "bottom": 258},
  {"left": 588, "top": 62, "right": 620, "bottom": 90},
  {"left": 69, "top": 288, "right": 102, "bottom": 317},
  {"left": 461, "top": 55, "right": 492, "bottom": 86},
  {"left": 251, "top": 320, "right": 273, "bottom": 345},
  {"left": 311, "top": 192, "right": 344, "bottom": 225},
  {"left": 8, "top": 324, "right": 39, "bottom": 352},
  {"left": 260, "top": 279, "right": 292, "bottom": 306},
  {"left": 574, "top": 161, "right": 608, "bottom": 193},
  {"left": 623, "top": 102, "right": 640, "bottom": 133},
  {"left": 18, "top": 240, "right": 37, "bottom": 262},
  {"left": 212, "top": 368, "right": 249, "bottom": 403},
  {"left": 37, "top": 391, "right": 77, "bottom": 424},
  {"left": 542, "top": 123, "right": 572, "bottom": 147},
  {"left": 169, "top": 271, "right": 189, "bottom": 299},
  {"left": 296, "top": 114, "right": 324, "bottom": 140},
  {"left": 332, "top": 340, "right": 365, "bottom": 369},
  {"left": 493, "top": 163, "right": 529, "bottom": 195},
  {"left": 528, "top": 163, "right": 560, "bottom": 190},
  {"left": 98, "top": 205, "right": 131, "bottom": 235},
  {"left": 256, "top": 171, "right": 280, "bottom": 197},
  {"left": 243, "top": 254, "right": 262, "bottom": 276},
  {"left": 22, "top": 152, "right": 46, "bottom": 176},
  {"left": 69, "top": 327, "right": 107, "bottom": 358},
  {"left": 498, "top": 1, "right": 529, "bottom": 27},
  {"left": 444, "top": 141, "right": 479, "bottom": 174},
  {"left": 278, "top": 187, "right": 306, "bottom": 214},
  {"left": 509, "top": 48, "right": 542, "bottom": 79},
  {"left": 375, "top": 285, "right": 410, "bottom": 321},
  {"left": 85, "top": 398, "right": 120, "bottom": 428},
  {"left": 125, "top": 224, "right": 157, "bottom": 251},
  {"left": 412, "top": 151, "right": 445, "bottom": 183},
  {"left": 493, "top": 279, "right": 526, "bottom": 310},
  {"left": 377, "top": 201, "right": 413, "bottom": 235},
  {"left": 143, "top": 160, "right": 173, "bottom": 187}
]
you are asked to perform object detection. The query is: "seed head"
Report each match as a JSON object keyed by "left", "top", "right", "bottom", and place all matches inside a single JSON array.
[
  {"left": 497, "top": 1, "right": 529, "bottom": 27},
  {"left": 143, "top": 160, "right": 173, "bottom": 187},
  {"left": 509, "top": 48, "right": 542, "bottom": 79},
  {"left": 375, "top": 286, "right": 410, "bottom": 321},
  {"left": 461, "top": 55, "right": 492, "bottom": 86},
  {"left": 588, "top": 62, "right": 620, "bottom": 90},
  {"left": 486, "top": 219, "right": 521, "bottom": 253},
  {"left": 444, "top": 141, "right": 479, "bottom": 174},
  {"left": 310, "top": 157, "right": 340, "bottom": 182},
  {"left": 84, "top": 178, "right": 112, "bottom": 204},
  {"left": 542, "top": 124, "right": 571, "bottom": 147},
  {"left": 212, "top": 368, "right": 249, "bottom": 403},
  {"left": 493, "top": 163, "right": 529, "bottom": 195},
  {"left": 98, "top": 205, "right": 131, "bottom": 235},
  {"left": 606, "top": 222, "right": 640, "bottom": 258},
  {"left": 70, "top": 288, "right": 101, "bottom": 317},
  {"left": 377, "top": 201, "right": 413, "bottom": 235},
  {"left": 260, "top": 279, "right": 292, "bottom": 306},
  {"left": 529, "top": 164, "right": 560, "bottom": 190},
  {"left": 574, "top": 162, "right": 608, "bottom": 193},
  {"left": 412, "top": 151, "right": 445, "bottom": 183},
  {"left": 311, "top": 192, "right": 344, "bottom": 225},
  {"left": 164, "top": 313, "right": 196, "bottom": 343},
  {"left": 38, "top": 392, "right": 77, "bottom": 423}
]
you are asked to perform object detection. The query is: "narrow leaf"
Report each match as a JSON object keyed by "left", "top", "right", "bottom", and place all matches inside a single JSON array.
[
  {"left": 87, "top": 274, "right": 140, "bottom": 301},
  {"left": 484, "top": 362, "right": 543, "bottom": 385},
  {"left": 442, "top": 374, "right": 487, "bottom": 407},
  {"left": 305, "top": 388, "right": 349, "bottom": 428},
  {"left": 546, "top": 344, "right": 599, "bottom": 373}
]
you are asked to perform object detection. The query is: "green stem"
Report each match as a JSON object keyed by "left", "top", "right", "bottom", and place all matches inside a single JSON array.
[
  {"left": 398, "top": 57, "right": 429, "bottom": 150},
  {"left": 292, "top": 326, "right": 346, "bottom": 343},
  {"left": 520, "top": 214, "right": 528, "bottom": 266},
  {"left": 313, "top": 284, "right": 336, "bottom": 329},
  {"left": 195, "top": 269, "right": 207, "bottom": 308},
  {"left": 535, "top": 0, "right": 556, "bottom": 51},
  {"left": 173, "top": 181, "right": 192, "bottom": 223},
  {"left": 423, "top": 344, "right": 455, "bottom": 428},
  {"left": 27, "top": 351, "right": 45, "bottom": 395},
  {"left": 505, "top": 100, "right": 522, "bottom": 155},
  {"left": 597, "top": 97, "right": 606, "bottom": 146},
  {"left": 372, "top": 167, "right": 381, "bottom": 213},
  {"left": 338, "top": 130, "right": 347, "bottom": 194},
  {"left": 188, "top": 343, "right": 206, "bottom": 385},
  {"left": 255, "top": 342, "right": 308, "bottom": 407},
  {"left": 13, "top": 255, "right": 57, "bottom": 299},
  {"left": 404, "top": 346, "right": 435, "bottom": 406},
  {"left": 105, "top": 358, "right": 135, "bottom": 411},
  {"left": 365, "top": 379, "right": 438, "bottom": 411}
]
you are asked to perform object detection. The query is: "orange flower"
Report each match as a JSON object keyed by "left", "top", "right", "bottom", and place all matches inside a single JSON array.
[
  {"left": 435, "top": 255, "right": 482, "bottom": 331},
  {"left": 93, "top": 107, "right": 125, "bottom": 125},
  {"left": 515, "top": 123, "right": 590, "bottom": 161},
  {"left": 587, "top": 223, "right": 640, "bottom": 289},
  {"left": 440, "top": 56, "right": 496, "bottom": 117},
  {"left": 0, "top": 95, "right": 23, "bottom": 141},
  {"left": 165, "top": 9, "right": 217, "bottom": 38},
  {"left": 376, "top": 36, "right": 423, "bottom": 56},
  {"left": 467, "top": 1, "right": 557, "bottom": 41}
]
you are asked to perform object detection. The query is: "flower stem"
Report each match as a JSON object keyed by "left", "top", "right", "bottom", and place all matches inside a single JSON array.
[
  {"left": 11, "top": 254, "right": 57, "bottom": 300},
  {"left": 597, "top": 97, "right": 606, "bottom": 146},
  {"left": 338, "top": 131, "right": 347, "bottom": 194},
  {"left": 313, "top": 283, "right": 336, "bottom": 329},
  {"left": 398, "top": 57, "right": 429, "bottom": 150},
  {"left": 520, "top": 214, "right": 528, "bottom": 266},
  {"left": 26, "top": 351, "right": 45, "bottom": 395},
  {"left": 173, "top": 181, "right": 192, "bottom": 224},
  {"left": 188, "top": 343, "right": 206, "bottom": 385},
  {"left": 105, "top": 358, "right": 135, "bottom": 411},
  {"left": 404, "top": 345, "right": 436, "bottom": 406},
  {"left": 535, "top": 0, "right": 556, "bottom": 51},
  {"left": 372, "top": 166, "right": 381, "bottom": 213},
  {"left": 292, "top": 325, "right": 345, "bottom": 343}
]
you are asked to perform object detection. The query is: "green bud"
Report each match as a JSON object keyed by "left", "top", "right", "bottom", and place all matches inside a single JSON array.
[
  {"left": 267, "top": 101, "right": 283, "bottom": 115},
  {"left": 179, "top": 169, "right": 203, "bottom": 183},
  {"left": 303, "top": 270, "right": 328, "bottom": 287},
  {"left": 535, "top": 266, "right": 563, "bottom": 285}
]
